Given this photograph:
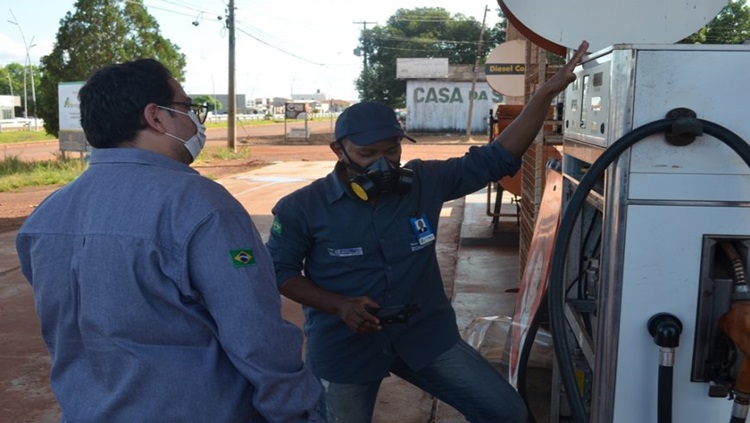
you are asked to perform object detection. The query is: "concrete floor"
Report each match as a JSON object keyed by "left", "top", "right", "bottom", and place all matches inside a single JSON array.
[{"left": 0, "top": 162, "right": 552, "bottom": 422}]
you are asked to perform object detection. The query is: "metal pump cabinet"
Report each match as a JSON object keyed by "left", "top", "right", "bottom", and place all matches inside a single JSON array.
[{"left": 555, "top": 44, "right": 750, "bottom": 422}]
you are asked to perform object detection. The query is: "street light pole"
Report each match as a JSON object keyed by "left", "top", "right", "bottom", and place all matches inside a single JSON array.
[
  {"left": 24, "top": 36, "right": 38, "bottom": 130},
  {"left": 30, "top": 47, "right": 37, "bottom": 130},
  {"left": 9, "top": 10, "right": 37, "bottom": 128},
  {"left": 226, "top": 0, "right": 236, "bottom": 151},
  {"left": 4, "top": 70, "right": 13, "bottom": 97}
]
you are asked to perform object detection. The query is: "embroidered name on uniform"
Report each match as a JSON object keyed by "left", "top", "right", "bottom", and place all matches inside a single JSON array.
[
  {"left": 271, "top": 217, "right": 282, "bottom": 234},
  {"left": 327, "top": 247, "right": 364, "bottom": 257},
  {"left": 230, "top": 249, "right": 257, "bottom": 267},
  {"left": 410, "top": 242, "right": 430, "bottom": 252}
]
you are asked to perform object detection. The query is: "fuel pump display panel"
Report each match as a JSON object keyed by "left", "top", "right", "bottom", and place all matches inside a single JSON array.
[{"left": 563, "top": 54, "right": 613, "bottom": 148}]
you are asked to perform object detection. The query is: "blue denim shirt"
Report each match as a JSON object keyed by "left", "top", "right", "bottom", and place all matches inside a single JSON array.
[
  {"left": 266, "top": 142, "right": 521, "bottom": 383},
  {"left": 16, "top": 148, "right": 321, "bottom": 423}
]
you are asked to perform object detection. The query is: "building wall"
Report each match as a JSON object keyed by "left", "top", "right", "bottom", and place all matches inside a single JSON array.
[
  {"left": 405, "top": 81, "right": 504, "bottom": 133},
  {"left": 191, "top": 94, "right": 247, "bottom": 114},
  {"left": 292, "top": 91, "right": 327, "bottom": 101},
  {"left": 0, "top": 95, "right": 20, "bottom": 119}
]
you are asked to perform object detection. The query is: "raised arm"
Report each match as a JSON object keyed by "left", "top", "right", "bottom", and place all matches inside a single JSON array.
[{"left": 496, "top": 40, "right": 589, "bottom": 157}]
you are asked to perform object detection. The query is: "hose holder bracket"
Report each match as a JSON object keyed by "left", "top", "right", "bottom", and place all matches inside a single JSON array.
[{"left": 665, "top": 108, "right": 703, "bottom": 146}]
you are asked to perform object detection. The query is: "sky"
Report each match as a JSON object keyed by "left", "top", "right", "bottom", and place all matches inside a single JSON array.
[{"left": 0, "top": 0, "right": 503, "bottom": 102}]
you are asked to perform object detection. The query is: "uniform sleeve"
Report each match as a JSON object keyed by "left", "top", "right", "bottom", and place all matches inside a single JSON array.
[
  {"left": 186, "top": 209, "right": 322, "bottom": 422},
  {"left": 415, "top": 142, "right": 523, "bottom": 202},
  {"left": 265, "top": 198, "right": 312, "bottom": 287}
]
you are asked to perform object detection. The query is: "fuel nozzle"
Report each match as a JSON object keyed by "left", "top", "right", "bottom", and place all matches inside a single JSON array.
[
  {"left": 719, "top": 302, "right": 750, "bottom": 422},
  {"left": 719, "top": 241, "right": 750, "bottom": 422}
]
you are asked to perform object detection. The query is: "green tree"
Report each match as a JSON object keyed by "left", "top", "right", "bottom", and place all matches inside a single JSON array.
[
  {"left": 681, "top": 0, "right": 750, "bottom": 44},
  {"left": 1, "top": 63, "right": 42, "bottom": 117},
  {"left": 37, "top": 0, "right": 186, "bottom": 136},
  {"left": 355, "top": 7, "right": 506, "bottom": 108},
  {"left": 193, "top": 94, "right": 223, "bottom": 112},
  {"left": 0, "top": 64, "right": 25, "bottom": 98}
]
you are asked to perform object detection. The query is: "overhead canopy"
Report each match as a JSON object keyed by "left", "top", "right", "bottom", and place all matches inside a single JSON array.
[{"left": 498, "top": 0, "right": 727, "bottom": 54}]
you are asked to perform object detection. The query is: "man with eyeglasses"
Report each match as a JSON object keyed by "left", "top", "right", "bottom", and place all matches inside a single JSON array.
[{"left": 15, "top": 59, "right": 323, "bottom": 422}]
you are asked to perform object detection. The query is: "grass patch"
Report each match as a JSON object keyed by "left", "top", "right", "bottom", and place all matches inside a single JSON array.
[
  {"left": 204, "top": 117, "right": 306, "bottom": 129},
  {"left": 0, "top": 131, "right": 56, "bottom": 144},
  {"left": 0, "top": 155, "right": 86, "bottom": 192},
  {"left": 0, "top": 145, "right": 255, "bottom": 192},
  {"left": 194, "top": 145, "right": 252, "bottom": 163}
]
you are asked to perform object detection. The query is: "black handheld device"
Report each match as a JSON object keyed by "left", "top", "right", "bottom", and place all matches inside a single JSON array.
[{"left": 366, "top": 304, "right": 421, "bottom": 324}]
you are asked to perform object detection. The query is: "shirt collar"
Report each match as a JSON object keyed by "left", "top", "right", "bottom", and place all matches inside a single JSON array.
[
  {"left": 89, "top": 147, "right": 200, "bottom": 175},
  {"left": 324, "top": 161, "right": 351, "bottom": 204}
]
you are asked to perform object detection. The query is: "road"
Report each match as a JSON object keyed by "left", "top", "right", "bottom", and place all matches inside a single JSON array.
[
  {"left": 1, "top": 120, "right": 480, "bottom": 162},
  {"left": 0, "top": 120, "right": 340, "bottom": 162}
]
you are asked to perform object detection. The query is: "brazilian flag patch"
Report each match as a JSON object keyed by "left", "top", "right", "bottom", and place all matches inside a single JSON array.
[
  {"left": 271, "top": 217, "right": 283, "bottom": 235},
  {"left": 230, "top": 249, "right": 256, "bottom": 268}
]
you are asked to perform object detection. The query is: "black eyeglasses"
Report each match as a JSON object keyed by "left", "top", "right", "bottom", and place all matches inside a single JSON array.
[{"left": 172, "top": 101, "right": 209, "bottom": 124}]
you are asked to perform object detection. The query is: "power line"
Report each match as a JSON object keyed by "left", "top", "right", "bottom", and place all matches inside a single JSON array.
[
  {"left": 123, "top": 0, "right": 223, "bottom": 21},
  {"left": 391, "top": 17, "right": 489, "bottom": 23},
  {"left": 129, "top": 0, "right": 332, "bottom": 68},
  {"left": 368, "top": 34, "right": 481, "bottom": 45},
  {"left": 155, "top": 0, "right": 221, "bottom": 16},
  {"left": 234, "top": 26, "right": 327, "bottom": 66}
]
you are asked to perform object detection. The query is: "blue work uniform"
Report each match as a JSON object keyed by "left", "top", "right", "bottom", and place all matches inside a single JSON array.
[
  {"left": 266, "top": 142, "right": 521, "bottom": 383},
  {"left": 16, "top": 148, "right": 322, "bottom": 422}
]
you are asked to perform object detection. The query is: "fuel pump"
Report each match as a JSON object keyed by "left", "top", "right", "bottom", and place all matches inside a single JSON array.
[{"left": 495, "top": 0, "right": 750, "bottom": 421}]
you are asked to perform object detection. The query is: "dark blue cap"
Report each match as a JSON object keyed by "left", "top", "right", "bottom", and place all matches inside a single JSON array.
[{"left": 335, "top": 102, "right": 416, "bottom": 146}]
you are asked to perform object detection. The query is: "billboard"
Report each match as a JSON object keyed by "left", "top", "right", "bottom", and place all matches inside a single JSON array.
[
  {"left": 58, "top": 81, "right": 89, "bottom": 152},
  {"left": 285, "top": 102, "right": 310, "bottom": 119},
  {"left": 396, "top": 58, "right": 449, "bottom": 79}
]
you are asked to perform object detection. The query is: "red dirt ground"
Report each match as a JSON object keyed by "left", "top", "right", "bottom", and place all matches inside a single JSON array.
[{"left": 0, "top": 138, "right": 476, "bottom": 233}]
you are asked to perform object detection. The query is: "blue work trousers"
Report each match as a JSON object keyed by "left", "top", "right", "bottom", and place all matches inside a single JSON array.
[{"left": 318, "top": 339, "right": 527, "bottom": 423}]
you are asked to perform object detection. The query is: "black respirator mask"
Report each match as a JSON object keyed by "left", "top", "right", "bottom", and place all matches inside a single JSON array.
[{"left": 340, "top": 146, "right": 413, "bottom": 201}]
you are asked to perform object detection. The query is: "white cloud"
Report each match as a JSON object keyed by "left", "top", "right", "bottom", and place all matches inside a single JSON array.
[{"left": 0, "top": 32, "right": 28, "bottom": 64}]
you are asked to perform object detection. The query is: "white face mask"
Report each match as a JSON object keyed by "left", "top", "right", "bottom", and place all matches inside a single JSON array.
[{"left": 158, "top": 106, "right": 207, "bottom": 160}]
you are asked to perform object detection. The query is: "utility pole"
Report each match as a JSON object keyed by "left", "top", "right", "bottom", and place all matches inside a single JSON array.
[
  {"left": 353, "top": 21, "right": 377, "bottom": 70},
  {"left": 465, "top": 6, "right": 489, "bottom": 141},
  {"left": 354, "top": 20, "right": 377, "bottom": 98},
  {"left": 227, "top": 0, "right": 237, "bottom": 151}
]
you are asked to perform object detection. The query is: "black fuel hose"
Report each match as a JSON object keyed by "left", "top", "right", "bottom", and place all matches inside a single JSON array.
[
  {"left": 548, "top": 118, "right": 750, "bottom": 423},
  {"left": 649, "top": 312, "right": 683, "bottom": 423},
  {"left": 517, "top": 293, "right": 546, "bottom": 423},
  {"left": 658, "top": 365, "right": 674, "bottom": 423}
]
